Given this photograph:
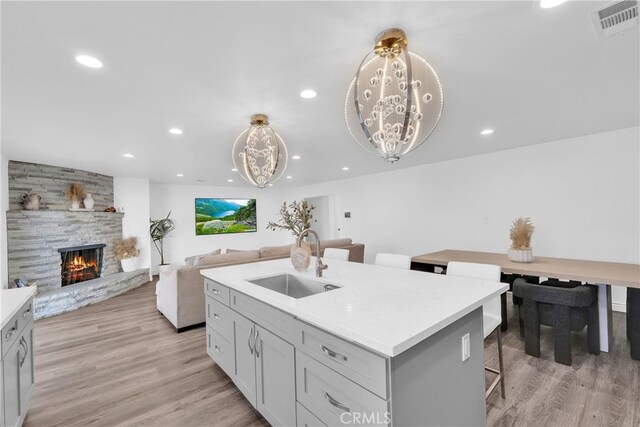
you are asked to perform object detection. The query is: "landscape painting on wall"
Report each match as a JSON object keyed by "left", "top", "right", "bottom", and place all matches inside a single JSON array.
[{"left": 195, "top": 198, "right": 257, "bottom": 235}]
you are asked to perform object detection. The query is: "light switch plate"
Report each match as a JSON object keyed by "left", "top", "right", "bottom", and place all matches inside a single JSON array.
[{"left": 462, "top": 333, "right": 471, "bottom": 361}]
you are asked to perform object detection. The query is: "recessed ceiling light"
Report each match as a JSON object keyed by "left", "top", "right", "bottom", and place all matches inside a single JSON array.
[
  {"left": 300, "top": 89, "right": 317, "bottom": 99},
  {"left": 540, "top": 0, "right": 567, "bottom": 8},
  {"left": 227, "top": 179, "right": 234, "bottom": 183},
  {"left": 123, "top": 153, "right": 134, "bottom": 158},
  {"left": 480, "top": 129, "right": 494, "bottom": 135},
  {"left": 268, "top": 183, "right": 274, "bottom": 187},
  {"left": 176, "top": 173, "right": 184, "bottom": 177},
  {"left": 291, "top": 155, "right": 301, "bottom": 160},
  {"left": 342, "top": 167, "right": 350, "bottom": 171},
  {"left": 286, "top": 175, "right": 292, "bottom": 179},
  {"left": 75, "top": 55, "right": 103, "bottom": 69},
  {"left": 169, "top": 128, "right": 183, "bottom": 135},
  {"left": 231, "top": 168, "right": 238, "bottom": 172}
]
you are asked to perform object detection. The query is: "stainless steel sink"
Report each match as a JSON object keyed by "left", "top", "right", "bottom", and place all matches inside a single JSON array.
[{"left": 248, "top": 274, "right": 340, "bottom": 299}]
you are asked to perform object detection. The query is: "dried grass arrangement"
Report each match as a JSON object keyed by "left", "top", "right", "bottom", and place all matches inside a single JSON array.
[
  {"left": 113, "top": 237, "right": 140, "bottom": 260},
  {"left": 509, "top": 217, "right": 535, "bottom": 250},
  {"left": 64, "top": 183, "right": 86, "bottom": 202}
]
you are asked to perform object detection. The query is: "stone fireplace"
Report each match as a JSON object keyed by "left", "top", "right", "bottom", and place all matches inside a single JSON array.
[
  {"left": 6, "top": 160, "right": 150, "bottom": 319},
  {"left": 59, "top": 244, "right": 106, "bottom": 286}
]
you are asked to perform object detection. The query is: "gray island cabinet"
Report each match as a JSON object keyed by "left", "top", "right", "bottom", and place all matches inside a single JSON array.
[
  {"left": 1, "top": 289, "right": 36, "bottom": 427},
  {"left": 202, "top": 259, "right": 506, "bottom": 426}
]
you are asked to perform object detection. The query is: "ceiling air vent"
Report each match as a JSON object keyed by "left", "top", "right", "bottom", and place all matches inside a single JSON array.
[{"left": 591, "top": 0, "right": 638, "bottom": 41}]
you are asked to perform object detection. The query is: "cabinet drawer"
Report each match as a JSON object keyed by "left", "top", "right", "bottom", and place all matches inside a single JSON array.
[
  {"left": 2, "top": 317, "right": 19, "bottom": 359},
  {"left": 297, "top": 402, "right": 327, "bottom": 427},
  {"left": 296, "top": 351, "right": 390, "bottom": 427},
  {"left": 295, "top": 320, "right": 388, "bottom": 399},
  {"left": 206, "top": 296, "right": 233, "bottom": 342},
  {"left": 206, "top": 327, "right": 234, "bottom": 376},
  {"left": 1, "top": 299, "right": 33, "bottom": 359},
  {"left": 230, "top": 291, "right": 295, "bottom": 343},
  {"left": 205, "top": 279, "right": 230, "bottom": 306}
]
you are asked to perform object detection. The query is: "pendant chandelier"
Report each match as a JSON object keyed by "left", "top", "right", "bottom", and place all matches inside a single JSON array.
[
  {"left": 232, "top": 114, "right": 288, "bottom": 188},
  {"left": 345, "top": 28, "right": 443, "bottom": 163}
]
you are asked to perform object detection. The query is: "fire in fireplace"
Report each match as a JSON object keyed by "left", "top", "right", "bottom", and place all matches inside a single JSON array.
[{"left": 58, "top": 244, "right": 106, "bottom": 286}]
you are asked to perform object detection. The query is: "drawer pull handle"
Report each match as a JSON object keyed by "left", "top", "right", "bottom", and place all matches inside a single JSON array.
[
  {"left": 323, "top": 391, "right": 350, "bottom": 413},
  {"left": 22, "top": 306, "right": 32, "bottom": 317},
  {"left": 5, "top": 322, "right": 17, "bottom": 340},
  {"left": 254, "top": 329, "right": 261, "bottom": 358},
  {"left": 214, "top": 345, "right": 222, "bottom": 353},
  {"left": 212, "top": 289, "right": 221, "bottom": 296},
  {"left": 321, "top": 345, "right": 348, "bottom": 361},
  {"left": 247, "top": 325, "right": 254, "bottom": 355},
  {"left": 19, "top": 337, "right": 28, "bottom": 368},
  {"left": 213, "top": 314, "right": 222, "bottom": 321}
]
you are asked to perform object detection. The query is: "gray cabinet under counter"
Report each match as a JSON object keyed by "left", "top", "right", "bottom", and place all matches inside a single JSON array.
[{"left": 1, "top": 290, "right": 36, "bottom": 427}]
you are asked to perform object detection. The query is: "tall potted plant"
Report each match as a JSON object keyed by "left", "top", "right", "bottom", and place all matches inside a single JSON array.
[{"left": 150, "top": 211, "right": 176, "bottom": 272}]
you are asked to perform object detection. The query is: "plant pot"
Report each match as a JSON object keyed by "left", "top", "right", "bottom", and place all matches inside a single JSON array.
[
  {"left": 158, "top": 264, "right": 173, "bottom": 273},
  {"left": 120, "top": 258, "right": 138, "bottom": 272},
  {"left": 507, "top": 248, "right": 534, "bottom": 263},
  {"left": 71, "top": 200, "right": 80, "bottom": 210}
]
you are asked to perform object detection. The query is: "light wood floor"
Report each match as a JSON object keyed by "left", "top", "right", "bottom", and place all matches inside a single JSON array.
[{"left": 24, "top": 280, "right": 639, "bottom": 427}]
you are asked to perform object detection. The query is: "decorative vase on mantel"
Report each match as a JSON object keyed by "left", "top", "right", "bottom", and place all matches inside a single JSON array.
[
  {"left": 83, "top": 193, "right": 95, "bottom": 210},
  {"left": 507, "top": 248, "right": 534, "bottom": 263},
  {"left": 71, "top": 200, "right": 81, "bottom": 210}
]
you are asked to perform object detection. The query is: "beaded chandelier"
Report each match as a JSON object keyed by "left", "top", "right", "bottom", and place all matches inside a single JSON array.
[
  {"left": 232, "top": 114, "right": 288, "bottom": 188},
  {"left": 345, "top": 28, "right": 444, "bottom": 163}
]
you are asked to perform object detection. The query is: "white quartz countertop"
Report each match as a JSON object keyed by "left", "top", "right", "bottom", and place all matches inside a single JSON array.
[
  {"left": 1, "top": 287, "right": 36, "bottom": 329},
  {"left": 201, "top": 258, "right": 508, "bottom": 357}
]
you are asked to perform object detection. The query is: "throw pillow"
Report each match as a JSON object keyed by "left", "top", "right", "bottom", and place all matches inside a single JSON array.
[{"left": 185, "top": 249, "right": 221, "bottom": 266}]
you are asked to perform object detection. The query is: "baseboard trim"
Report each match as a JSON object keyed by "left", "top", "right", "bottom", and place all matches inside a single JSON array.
[
  {"left": 612, "top": 302, "right": 627, "bottom": 313},
  {"left": 177, "top": 322, "right": 206, "bottom": 333}
]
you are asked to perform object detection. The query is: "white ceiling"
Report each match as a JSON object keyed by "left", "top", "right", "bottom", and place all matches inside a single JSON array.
[{"left": 2, "top": 1, "right": 638, "bottom": 188}]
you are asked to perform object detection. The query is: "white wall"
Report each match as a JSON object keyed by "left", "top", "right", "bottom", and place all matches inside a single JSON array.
[
  {"left": 306, "top": 195, "right": 331, "bottom": 241},
  {"left": 113, "top": 177, "right": 152, "bottom": 279},
  {"left": 149, "top": 183, "right": 291, "bottom": 274},
  {"left": 1, "top": 155, "right": 8, "bottom": 289},
  {"left": 286, "top": 127, "right": 640, "bottom": 311}
]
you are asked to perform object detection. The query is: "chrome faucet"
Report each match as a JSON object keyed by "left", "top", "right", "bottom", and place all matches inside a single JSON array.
[{"left": 296, "top": 228, "right": 328, "bottom": 277}]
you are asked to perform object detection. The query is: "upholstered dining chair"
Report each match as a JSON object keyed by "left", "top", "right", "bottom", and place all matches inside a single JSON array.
[
  {"left": 513, "top": 278, "right": 599, "bottom": 366},
  {"left": 374, "top": 253, "right": 411, "bottom": 270},
  {"left": 323, "top": 248, "right": 350, "bottom": 261},
  {"left": 627, "top": 289, "right": 639, "bottom": 360},
  {"left": 447, "top": 261, "right": 505, "bottom": 399}
]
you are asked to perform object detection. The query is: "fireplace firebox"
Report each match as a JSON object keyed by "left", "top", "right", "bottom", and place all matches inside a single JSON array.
[{"left": 58, "top": 244, "right": 106, "bottom": 286}]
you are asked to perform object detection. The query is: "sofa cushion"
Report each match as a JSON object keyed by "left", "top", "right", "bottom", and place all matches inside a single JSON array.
[
  {"left": 185, "top": 249, "right": 221, "bottom": 266},
  {"left": 259, "top": 244, "right": 293, "bottom": 258},
  {"left": 320, "top": 238, "right": 353, "bottom": 249},
  {"left": 226, "top": 248, "right": 245, "bottom": 253},
  {"left": 194, "top": 250, "right": 260, "bottom": 267}
]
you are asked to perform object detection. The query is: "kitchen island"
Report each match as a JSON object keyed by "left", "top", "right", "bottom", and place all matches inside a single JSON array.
[{"left": 201, "top": 258, "right": 507, "bottom": 426}]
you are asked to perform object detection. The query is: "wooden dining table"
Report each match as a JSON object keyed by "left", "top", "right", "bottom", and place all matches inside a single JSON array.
[{"left": 411, "top": 249, "right": 640, "bottom": 356}]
